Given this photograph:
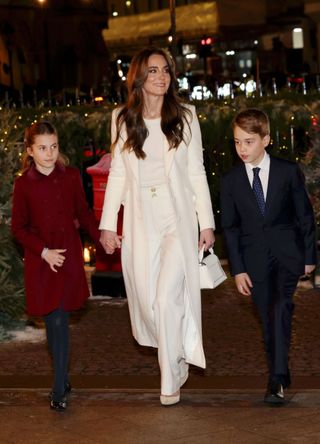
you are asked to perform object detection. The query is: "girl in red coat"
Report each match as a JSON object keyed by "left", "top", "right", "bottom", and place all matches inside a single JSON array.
[{"left": 11, "top": 121, "right": 101, "bottom": 412}]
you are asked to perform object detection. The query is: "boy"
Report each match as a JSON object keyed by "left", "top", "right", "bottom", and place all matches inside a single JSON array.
[{"left": 220, "top": 108, "right": 317, "bottom": 404}]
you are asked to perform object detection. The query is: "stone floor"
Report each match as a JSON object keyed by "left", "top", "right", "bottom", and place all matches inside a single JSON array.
[
  {"left": 1, "top": 268, "right": 320, "bottom": 443},
  {"left": 1, "top": 390, "right": 320, "bottom": 443}
]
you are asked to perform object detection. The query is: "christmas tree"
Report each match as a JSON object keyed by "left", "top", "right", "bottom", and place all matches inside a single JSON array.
[
  {"left": 300, "top": 115, "right": 320, "bottom": 223},
  {"left": 0, "top": 107, "right": 25, "bottom": 321}
]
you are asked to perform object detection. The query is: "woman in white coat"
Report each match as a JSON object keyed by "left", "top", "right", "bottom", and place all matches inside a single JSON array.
[{"left": 100, "top": 47, "right": 215, "bottom": 405}]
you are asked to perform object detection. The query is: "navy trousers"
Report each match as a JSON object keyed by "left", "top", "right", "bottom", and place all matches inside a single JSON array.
[{"left": 251, "top": 252, "right": 299, "bottom": 388}]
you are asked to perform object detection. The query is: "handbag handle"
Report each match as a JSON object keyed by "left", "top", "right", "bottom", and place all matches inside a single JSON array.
[{"left": 198, "top": 246, "right": 214, "bottom": 263}]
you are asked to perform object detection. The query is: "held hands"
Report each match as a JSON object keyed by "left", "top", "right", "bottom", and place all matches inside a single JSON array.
[
  {"left": 100, "top": 230, "right": 123, "bottom": 255},
  {"left": 42, "top": 249, "right": 66, "bottom": 273},
  {"left": 235, "top": 273, "right": 253, "bottom": 296},
  {"left": 198, "top": 228, "right": 215, "bottom": 251}
]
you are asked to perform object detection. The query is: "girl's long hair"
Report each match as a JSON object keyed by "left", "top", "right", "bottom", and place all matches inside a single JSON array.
[
  {"left": 22, "top": 121, "right": 68, "bottom": 172},
  {"left": 113, "top": 47, "right": 191, "bottom": 159}
]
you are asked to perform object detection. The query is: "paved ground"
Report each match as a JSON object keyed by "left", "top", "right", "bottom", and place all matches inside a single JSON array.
[
  {"left": 0, "top": 269, "right": 319, "bottom": 381},
  {"left": 1, "top": 267, "right": 320, "bottom": 443},
  {"left": 2, "top": 390, "right": 320, "bottom": 444}
]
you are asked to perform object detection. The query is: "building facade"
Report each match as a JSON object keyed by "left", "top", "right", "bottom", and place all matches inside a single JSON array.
[
  {"left": 0, "top": 0, "right": 109, "bottom": 103},
  {"left": 104, "top": 0, "right": 319, "bottom": 94},
  {"left": 0, "top": 1, "right": 319, "bottom": 103}
]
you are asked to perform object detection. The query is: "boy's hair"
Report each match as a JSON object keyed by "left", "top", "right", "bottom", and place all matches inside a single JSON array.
[{"left": 232, "top": 108, "right": 270, "bottom": 138}]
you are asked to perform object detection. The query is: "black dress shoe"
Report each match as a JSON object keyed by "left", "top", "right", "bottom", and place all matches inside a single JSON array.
[
  {"left": 269, "top": 370, "right": 291, "bottom": 389},
  {"left": 264, "top": 382, "right": 285, "bottom": 405},
  {"left": 50, "top": 398, "right": 67, "bottom": 412}
]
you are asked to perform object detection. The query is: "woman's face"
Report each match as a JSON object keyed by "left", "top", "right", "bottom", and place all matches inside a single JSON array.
[{"left": 142, "top": 54, "right": 171, "bottom": 98}]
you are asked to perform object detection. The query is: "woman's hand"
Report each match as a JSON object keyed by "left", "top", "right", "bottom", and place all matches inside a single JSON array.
[
  {"left": 43, "top": 249, "right": 66, "bottom": 273},
  {"left": 198, "top": 228, "right": 215, "bottom": 251},
  {"left": 100, "top": 230, "right": 123, "bottom": 254}
]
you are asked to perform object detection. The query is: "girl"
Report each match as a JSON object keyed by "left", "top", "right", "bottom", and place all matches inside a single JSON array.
[
  {"left": 100, "top": 47, "right": 215, "bottom": 405},
  {"left": 11, "top": 121, "right": 101, "bottom": 412}
]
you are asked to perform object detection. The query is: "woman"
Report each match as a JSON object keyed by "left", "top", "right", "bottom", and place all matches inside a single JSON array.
[{"left": 100, "top": 47, "right": 215, "bottom": 405}]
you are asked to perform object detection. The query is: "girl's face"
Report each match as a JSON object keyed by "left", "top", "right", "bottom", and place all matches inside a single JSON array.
[
  {"left": 27, "top": 133, "right": 59, "bottom": 175},
  {"left": 142, "top": 54, "right": 171, "bottom": 98}
]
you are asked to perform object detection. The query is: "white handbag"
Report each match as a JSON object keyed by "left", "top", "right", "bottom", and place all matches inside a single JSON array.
[{"left": 198, "top": 246, "right": 227, "bottom": 289}]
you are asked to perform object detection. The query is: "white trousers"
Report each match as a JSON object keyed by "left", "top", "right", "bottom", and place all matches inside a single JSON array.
[{"left": 141, "top": 184, "right": 189, "bottom": 395}]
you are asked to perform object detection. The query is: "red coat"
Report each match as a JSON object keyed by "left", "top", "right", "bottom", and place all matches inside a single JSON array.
[{"left": 11, "top": 162, "right": 101, "bottom": 316}]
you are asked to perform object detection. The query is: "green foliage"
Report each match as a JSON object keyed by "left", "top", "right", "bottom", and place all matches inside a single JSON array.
[
  {"left": 300, "top": 122, "right": 320, "bottom": 222},
  {"left": 195, "top": 96, "right": 318, "bottom": 229},
  {"left": 0, "top": 222, "right": 25, "bottom": 317},
  {"left": 15, "top": 106, "right": 113, "bottom": 168},
  {"left": 0, "top": 311, "right": 26, "bottom": 341},
  {"left": 0, "top": 108, "right": 25, "bottom": 321},
  {"left": 0, "top": 94, "right": 319, "bottom": 332}
]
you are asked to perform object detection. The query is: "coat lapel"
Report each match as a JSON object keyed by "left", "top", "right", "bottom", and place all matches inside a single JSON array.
[
  {"left": 125, "top": 148, "right": 140, "bottom": 183},
  {"left": 164, "top": 137, "right": 175, "bottom": 177}
]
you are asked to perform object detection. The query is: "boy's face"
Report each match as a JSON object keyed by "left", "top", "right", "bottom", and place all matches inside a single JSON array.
[{"left": 233, "top": 125, "right": 270, "bottom": 166}]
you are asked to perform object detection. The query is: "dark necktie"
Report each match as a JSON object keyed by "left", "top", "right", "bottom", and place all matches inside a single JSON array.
[{"left": 252, "top": 167, "right": 265, "bottom": 215}]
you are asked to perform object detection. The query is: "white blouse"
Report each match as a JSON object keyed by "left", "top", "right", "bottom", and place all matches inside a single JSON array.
[{"left": 139, "top": 118, "right": 166, "bottom": 187}]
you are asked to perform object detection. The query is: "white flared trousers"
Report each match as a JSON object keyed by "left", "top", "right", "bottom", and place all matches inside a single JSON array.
[{"left": 141, "top": 184, "right": 189, "bottom": 395}]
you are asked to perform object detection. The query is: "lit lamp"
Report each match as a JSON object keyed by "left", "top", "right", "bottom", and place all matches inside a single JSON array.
[{"left": 83, "top": 247, "right": 91, "bottom": 265}]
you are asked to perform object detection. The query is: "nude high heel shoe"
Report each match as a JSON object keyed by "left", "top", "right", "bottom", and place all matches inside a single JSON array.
[
  {"left": 180, "top": 371, "right": 189, "bottom": 388},
  {"left": 160, "top": 390, "right": 180, "bottom": 406}
]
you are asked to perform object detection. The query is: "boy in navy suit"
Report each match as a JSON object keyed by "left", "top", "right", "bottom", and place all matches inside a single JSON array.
[{"left": 220, "top": 108, "right": 317, "bottom": 404}]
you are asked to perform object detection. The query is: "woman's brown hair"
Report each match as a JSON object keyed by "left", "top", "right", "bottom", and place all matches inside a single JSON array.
[
  {"left": 22, "top": 121, "right": 68, "bottom": 172},
  {"left": 113, "top": 47, "right": 191, "bottom": 159}
]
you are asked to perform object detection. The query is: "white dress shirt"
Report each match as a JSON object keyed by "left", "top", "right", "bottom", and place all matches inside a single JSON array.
[{"left": 245, "top": 151, "right": 270, "bottom": 200}]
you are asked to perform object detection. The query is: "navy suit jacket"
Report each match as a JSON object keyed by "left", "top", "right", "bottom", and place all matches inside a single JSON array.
[{"left": 220, "top": 155, "right": 317, "bottom": 281}]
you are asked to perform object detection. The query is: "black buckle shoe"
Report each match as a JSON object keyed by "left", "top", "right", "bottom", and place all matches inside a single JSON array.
[
  {"left": 48, "top": 382, "right": 72, "bottom": 401},
  {"left": 50, "top": 398, "right": 67, "bottom": 412},
  {"left": 264, "top": 382, "right": 285, "bottom": 405}
]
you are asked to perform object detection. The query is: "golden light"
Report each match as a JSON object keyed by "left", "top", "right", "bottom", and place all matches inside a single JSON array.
[{"left": 83, "top": 247, "right": 91, "bottom": 264}]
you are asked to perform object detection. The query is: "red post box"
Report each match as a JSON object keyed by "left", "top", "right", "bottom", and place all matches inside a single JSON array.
[{"left": 86, "top": 154, "right": 125, "bottom": 296}]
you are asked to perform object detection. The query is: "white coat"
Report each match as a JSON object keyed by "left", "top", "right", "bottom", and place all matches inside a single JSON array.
[{"left": 99, "top": 104, "right": 215, "bottom": 368}]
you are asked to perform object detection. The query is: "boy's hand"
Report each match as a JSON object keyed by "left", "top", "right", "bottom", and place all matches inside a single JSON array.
[
  {"left": 43, "top": 249, "right": 66, "bottom": 273},
  {"left": 305, "top": 264, "right": 316, "bottom": 274},
  {"left": 235, "top": 273, "right": 253, "bottom": 296},
  {"left": 100, "top": 230, "right": 123, "bottom": 255}
]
